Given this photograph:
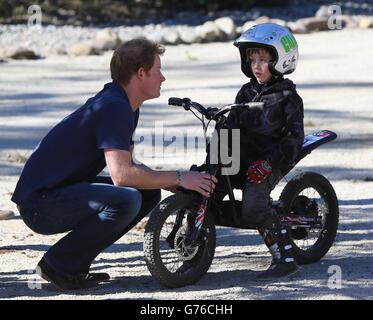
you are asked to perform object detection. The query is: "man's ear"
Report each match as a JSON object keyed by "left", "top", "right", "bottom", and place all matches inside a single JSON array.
[{"left": 137, "top": 67, "right": 146, "bottom": 80}]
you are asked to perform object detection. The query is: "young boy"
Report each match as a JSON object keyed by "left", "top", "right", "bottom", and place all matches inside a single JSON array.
[{"left": 224, "top": 23, "right": 304, "bottom": 279}]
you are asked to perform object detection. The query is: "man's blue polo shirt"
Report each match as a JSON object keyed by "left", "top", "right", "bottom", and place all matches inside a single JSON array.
[{"left": 11, "top": 81, "right": 139, "bottom": 206}]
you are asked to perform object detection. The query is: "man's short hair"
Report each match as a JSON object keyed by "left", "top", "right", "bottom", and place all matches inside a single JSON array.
[{"left": 110, "top": 37, "right": 165, "bottom": 85}]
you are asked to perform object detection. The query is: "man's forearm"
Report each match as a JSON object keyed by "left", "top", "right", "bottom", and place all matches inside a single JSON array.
[{"left": 119, "top": 164, "right": 178, "bottom": 189}]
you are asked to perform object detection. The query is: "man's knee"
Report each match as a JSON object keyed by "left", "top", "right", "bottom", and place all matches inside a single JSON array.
[
  {"left": 123, "top": 188, "right": 143, "bottom": 215},
  {"left": 109, "top": 188, "right": 142, "bottom": 220}
]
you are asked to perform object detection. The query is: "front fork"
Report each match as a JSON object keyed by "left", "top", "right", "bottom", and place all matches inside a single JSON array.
[
  {"left": 185, "top": 163, "right": 219, "bottom": 246},
  {"left": 184, "top": 197, "right": 209, "bottom": 246}
]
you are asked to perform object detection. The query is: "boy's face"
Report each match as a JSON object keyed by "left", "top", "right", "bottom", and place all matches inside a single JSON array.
[{"left": 248, "top": 49, "right": 273, "bottom": 84}]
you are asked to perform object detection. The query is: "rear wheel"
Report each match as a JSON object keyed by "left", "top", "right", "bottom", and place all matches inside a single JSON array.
[
  {"left": 279, "top": 172, "right": 339, "bottom": 264},
  {"left": 144, "top": 193, "right": 216, "bottom": 288}
]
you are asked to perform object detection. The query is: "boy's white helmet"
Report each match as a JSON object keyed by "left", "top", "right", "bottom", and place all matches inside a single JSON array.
[{"left": 234, "top": 23, "right": 299, "bottom": 78}]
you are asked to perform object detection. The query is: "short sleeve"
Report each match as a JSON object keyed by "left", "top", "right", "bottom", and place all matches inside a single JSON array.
[
  {"left": 130, "top": 109, "right": 140, "bottom": 145},
  {"left": 94, "top": 101, "right": 134, "bottom": 151}
]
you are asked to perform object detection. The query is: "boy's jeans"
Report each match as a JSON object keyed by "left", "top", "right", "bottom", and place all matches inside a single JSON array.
[{"left": 18, "top": 176, "right": 161, "bottom": 276}]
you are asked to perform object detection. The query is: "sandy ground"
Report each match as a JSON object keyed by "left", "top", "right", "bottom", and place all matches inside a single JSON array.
[{"left": 0, "top": 28, "right": 373, "bottom": 300}]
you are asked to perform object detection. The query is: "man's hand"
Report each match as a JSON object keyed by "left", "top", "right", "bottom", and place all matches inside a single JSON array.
[
  {"left": 247, "top": 160, "right": 272, "bottom": 184},
  {"left": 180, "top": 171, "right": 218, "bottom": 197}
]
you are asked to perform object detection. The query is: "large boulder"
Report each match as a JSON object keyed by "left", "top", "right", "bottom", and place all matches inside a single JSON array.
[
  {"left": 0, "top": 47, "right": 8, "bottom": 60},
  {"left": 162, "top": 28, "right": 180, "bottom": 45},
  {"left": 117, "top": 26, "right": 143, "bottom": 44},
  {"left": 286, "top": 21, "right": 309, "bottom": 34},
  {"left": 70, "top": 42, "right": 96, "bottom": 56},
  {"left": 42, "top": 45, "right": 67, "bottom": 57},
  {"left": 93, "top": 28, "right": 120, "bottom": 52},
  {"left": 240, "top": 20, "right": 257, "bottom": 34},
  {"left": 359, "top": 16, "right": 373, "bottom": 29},
  {"left": 8, "top": 47, "right": 41, "bottom": 60},
  {"left": 178, "top": 26, "right": 202, "bottom": 44},
  {"left": 269, "top": 18, "right": 287, "bottom": 27},
  {"left": 315, "top": 5, "right": 331, "bottom": 18},
  {"left": 296, "top": 17, "right": 330, "bottom": 32},
  {"left": 196, "top": 21, "right": 223, "bottom": 42},
  {"left": 214, "top": 17, "right": 236, "bottom": 40},
  {"left": 255, "top": 16, "right": 271, "bottom": 24}
]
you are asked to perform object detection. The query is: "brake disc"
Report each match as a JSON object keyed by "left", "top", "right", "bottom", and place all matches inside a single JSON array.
[
  {"left": 291, "top": 195, "right": 319, "bottom": 240},
  {"left": 174, "top": 226, "right": 199, "bottom": 261}
]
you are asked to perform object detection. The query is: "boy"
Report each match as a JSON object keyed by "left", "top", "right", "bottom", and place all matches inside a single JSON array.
[{"left": 222, "top": 23, "right": 304, "bottom": 279}]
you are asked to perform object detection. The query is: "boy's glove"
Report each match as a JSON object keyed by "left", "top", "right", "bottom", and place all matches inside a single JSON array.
[{"left": 247, "top": 160, "right": 273, "bottom": 184}]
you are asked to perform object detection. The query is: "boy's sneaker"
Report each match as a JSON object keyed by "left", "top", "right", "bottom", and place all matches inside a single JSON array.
[
  {"left": 36, "top": 257, "right": 107, "bottom": 290},
  {"left": 256, "top": 261, "right": 300, "bottom": 280}
]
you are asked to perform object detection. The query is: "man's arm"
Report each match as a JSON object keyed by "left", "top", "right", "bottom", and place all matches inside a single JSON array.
[
  {"left": 129, "top": 144, "right": 152, "bottom": 171},
  {"left": 104, "top": 148, "right": 217, "bottom": 196}
]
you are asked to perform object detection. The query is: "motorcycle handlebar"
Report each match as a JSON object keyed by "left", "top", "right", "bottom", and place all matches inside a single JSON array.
[
  {"left": 168, "top": 97, "right": 259, "bottom": 120},
  {"left": 168, "top": 97, "right": 189, "bottom": 107}
]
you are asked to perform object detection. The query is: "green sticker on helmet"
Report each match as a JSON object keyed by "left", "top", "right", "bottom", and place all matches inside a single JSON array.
[{"left": 281, "top": 34, "right": 297, "bottom": 53}]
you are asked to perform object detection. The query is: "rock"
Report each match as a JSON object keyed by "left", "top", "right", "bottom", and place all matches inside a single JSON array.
[
  {"left": 359, "top": 16, "right": 373, "bottom": 29},
  {"left": 0, "top": 210, "right": 15, "bottom": 220},
  {"left": 286, "top": 21, "right": 309, "bottom": 34},
  {"left": 214, "top": 17, "right": 236, "bottom": 40},
  {"left": 269, "top": 18, "right": 287, "bottom": 27},
  {"left": 255, "top": 16, "right": 271, "bottom": 24},
  {"left": 93, "top": 38, "right": 118, "bottom": 52},
  {"left": 42, "top": 45, "right": 67, "bottom": 56},
  {"left": 146, "top": 31, "right": 164, "bottom": 44},
  {"left": 296, "top": 17, "right": 330, "bottom": 32},
  {"left": 117, "top": 26, "right": 143, "bottom": 44},
  {"left": 241, "top": 20, "right": 257, "bottom": 33},
  {"left": 70, "top": 42, "right": 96, "bottom": 56},
  {"left": 0, "top": 47, "right": 8, "bottom": 60},
  {"left": 178, "top": 26, "right": 202, "bottom": 44},
  {"left": 315, "top": 5, "right": 331, "bottom": 18},
  {"left": 163, "top": 29, "right": 181, "bottom": 45},
  {"left": 196, "top": 21, "right": 223, "bottom": 42},
  {"left": 341, "top": 15, "right": 358, "bottom": 29},
  {"left": 93, "top": 28, "right": 120, "bottom": 52},
  {"left": 162, "top": 28, "right": 180, "bottom": 45},
  {"left": 96, "top": 28, "right": 119, "bottom": 42},
  {"left": 9, "top": 48, "right": 40, "bottom": 60}
]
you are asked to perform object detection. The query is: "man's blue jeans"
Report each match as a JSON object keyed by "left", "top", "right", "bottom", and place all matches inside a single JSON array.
[{"left": 19, "top": 176, "right": 161, "bottom": 276}]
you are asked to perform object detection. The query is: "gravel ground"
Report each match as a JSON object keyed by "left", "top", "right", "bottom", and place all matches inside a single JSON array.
[{"left": 0, "top": 28, "right": 373, "bottom": 300}]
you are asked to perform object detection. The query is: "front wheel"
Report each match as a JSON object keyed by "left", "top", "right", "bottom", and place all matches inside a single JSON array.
[
  {"left": 144, "top": 193, "right": 216, "bottom": 288},
  {"left": 279, "top": 172, "right": 339, "bottom": 264}
]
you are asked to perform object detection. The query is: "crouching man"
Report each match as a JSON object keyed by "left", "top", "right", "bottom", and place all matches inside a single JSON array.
[{"left": 12, "top": 38, "right": 216, "bottom": 290}]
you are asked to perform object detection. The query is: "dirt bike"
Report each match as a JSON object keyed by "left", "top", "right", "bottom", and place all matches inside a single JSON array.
[{"left": 144, "top": 97, "right": 339, "bottom": 288}]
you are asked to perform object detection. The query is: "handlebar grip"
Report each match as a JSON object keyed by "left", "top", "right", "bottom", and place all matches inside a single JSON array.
[{"left": 168, "top": 97, "right": 184, "bottom": 106}]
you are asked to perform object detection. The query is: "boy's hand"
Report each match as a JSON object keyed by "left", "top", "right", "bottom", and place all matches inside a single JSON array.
[{"left": 247, "top": 160, "right": 272, "bottom": 184}]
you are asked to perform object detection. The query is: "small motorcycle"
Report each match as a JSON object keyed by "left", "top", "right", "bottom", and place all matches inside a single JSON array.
[{"left": 144, "top": 97, "right": 339, "bottom": 288}]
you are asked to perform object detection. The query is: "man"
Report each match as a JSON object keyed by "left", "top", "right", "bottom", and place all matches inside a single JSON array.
[{"left": 12, "top": 38, "right": 217, "bottom": 290}]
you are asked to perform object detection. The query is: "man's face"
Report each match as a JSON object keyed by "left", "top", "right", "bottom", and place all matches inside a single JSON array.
[
  {"left": 142, "top": 54, "right": 166, "bottom": 100},
  {"left": 248, "top": 49, "right": 272, "bottom": 84}
]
